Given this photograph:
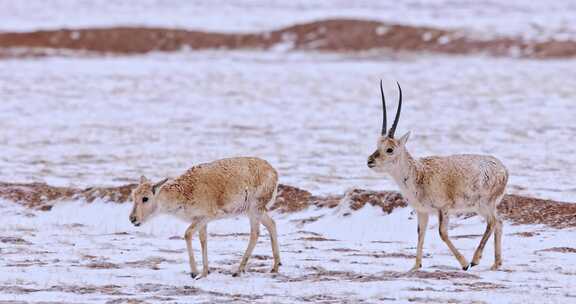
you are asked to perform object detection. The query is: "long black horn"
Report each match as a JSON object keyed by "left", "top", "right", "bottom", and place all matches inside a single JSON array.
[
  {"left": 380, "top": 79, "right": 387, "bottom": 135},
  {"left": 387, "top": 81, "right": 402, "bottom": 138}
]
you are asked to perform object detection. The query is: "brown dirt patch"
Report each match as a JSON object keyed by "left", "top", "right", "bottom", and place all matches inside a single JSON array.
[
  {"left": 510, "top": 231, "right": 539, "bottom": 238},
  {"left": 1, "top": 181, "right": 575, "bottom": 230},
  {"left": 289, "top": 215, "right": 324, "bottom": 226},
  {"left": 105, "top": 299, "right": 148, "bottom": 304},
  {"left": 282, "top": 265, "right": 480, "bottom": 283},
  {"left": 49, "top": 284, "right": 126, "bottom": 296},
  {"left": 272, "top": 184, "right": 313, "bottom": 213},
  {"left": 0, "top": 182, "right": 78, "bottom": 210},
  {"left": 297, "top": 236, "right": 338, "bottom": 242},
  {"left": 0, "top": 284, "right": 125, "bottom": 296},
  {"left": 498, "top": 195, "right": 576, "bottom": 229},
  {"left": 123, "top": 257, "right": 178, "bottom": 270},
  {"left": 0, "top": 236, "right": 31, "bottom": 245},
  {"left": 329, "top": 247, "right": 360, "bottom": 253},
  {"left": 452, "top": 234, "right": 482, "bottom": 239},
  {"left": 349, "top": 252, "right": 417, "bottom": 259},
  {"left": 209, "top": 232, "right": 250, "bottom": 238},
  {"left": 85, "top": 261, "right": 121, "bottom": 269},
  {"left": 0, "top": 181, "right": 135, "bottom": 210},
  {"left": 453, "top": 281, "right": 507, "bottom": 291},
  {"left": 340, "top": 188, "right": 407, "bottom": 215},
  {"left": 536, "top": 247, "right": 576, "bottom": 254},
  {"left": 1, "top": 19, "right": 575, "bottom": 59},
  {"left": 6, "top": 259, "right": 49, "bottom": 267}
]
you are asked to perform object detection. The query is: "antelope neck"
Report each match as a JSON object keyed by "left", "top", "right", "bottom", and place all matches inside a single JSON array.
[{"left": 389, "top": 149, "right": 421, "bottom": 191}]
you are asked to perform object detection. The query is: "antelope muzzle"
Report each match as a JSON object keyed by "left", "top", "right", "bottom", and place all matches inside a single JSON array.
[{"left": 367, "top": 150, "right": 380, "bottom": 168}]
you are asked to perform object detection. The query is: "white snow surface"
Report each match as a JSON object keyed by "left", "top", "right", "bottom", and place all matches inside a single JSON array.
[
  {"left": 1, "top": 0, "right": 576, "bottom": 41},
  {"left": 0, "top": 198, "right": 575, "bottom": 303},
  {"left": 0, "top": 52, "right": 574, "bottom": 201},
  {"left": 1, "top": 3, "right": 576, "bottom": 302}
]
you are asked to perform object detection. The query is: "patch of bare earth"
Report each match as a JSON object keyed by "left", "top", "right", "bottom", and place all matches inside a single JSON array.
[
  {"left": 510, "top": 231, "right": 540, "bottom": 238},
  {"left": 297, "top": 236, "right": 338, "bottom": 242},
  {"left": 281, "top": 265, "right": 481, "bottom": 284},
  {"left": 135, "top": 283, "right": 264, "bottom": 302},
  {"left": 272, "top": 184, "right": 313, "bottom": 213},
  {"left": 123, "top": 257, "right": 179, "bottom": 270},
  {"left": 85, "top": 261, "right": 121, "bottom": 269},
  {"left": 1, "top": 19, "right": 575, "bottom": 59},
  {"left": 0, "top": 236, "right": 31, "bottom": 245},
  {"left": 340, "top": 189, "right": 407, "bottom": 215},
  {"left": 536, "top": 247, "right": 576, "bottom": 254},
  {"left": 0, "top": 181, "right": 135, "bottom": 210},
  {"left": 0, "top": 284, "right": 126, "bottom": 296},
  {"left": 348, "top": 251, "right": 416, "bottom": 259},
  {"left": 1, "top": 181, "right": 574, "bottom": 229},
  {"left": 498, "top": 195, "right": 576, "bottom": 229}
]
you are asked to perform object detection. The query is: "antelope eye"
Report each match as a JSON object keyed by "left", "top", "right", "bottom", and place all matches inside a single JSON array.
[
  {"left": 142, "top": 197, "right": 149, "bottom": 203},
  {"left": 386, "top": 148, "right": 394, "bottom": 154}
]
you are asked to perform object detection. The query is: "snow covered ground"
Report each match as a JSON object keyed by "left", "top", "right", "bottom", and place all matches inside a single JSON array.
[
  {"left": 1, "top": 2, "right": 576, "bottom": 303},
  {"left": 1, "top": 0, "right": 576, "bottom": 41},
  {"left": 1, "top": 198, "right": 575, "bottom": 303},
  {"left": 0, "top": 52, "right": 575, "bottom": 201},
  {"left": 0, "top": 51, "right": 575, "bottom": 303}
]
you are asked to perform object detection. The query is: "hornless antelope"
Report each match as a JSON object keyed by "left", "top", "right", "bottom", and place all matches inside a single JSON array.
[
  {"left": 367, "top": 81, "right": 508, "bottom": 271},
  {"left": 129, "top": 157, "right": 281, "bottom": 279}
]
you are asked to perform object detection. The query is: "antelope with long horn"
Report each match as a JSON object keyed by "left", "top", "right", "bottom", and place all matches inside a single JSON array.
[
  {"left": 129, "top": 157, "right": 281, "bottom": 279},
  {"left": 367, "top": 81, "right": 508, "bottom": 271}
]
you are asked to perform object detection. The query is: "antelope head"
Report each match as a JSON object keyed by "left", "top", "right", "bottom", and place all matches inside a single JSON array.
[
  {"left": 367, "top": 80, "right": 411, "bottom": 172},
  {"left": 129, "top": 176, "right": 168, "bottom": 226}
]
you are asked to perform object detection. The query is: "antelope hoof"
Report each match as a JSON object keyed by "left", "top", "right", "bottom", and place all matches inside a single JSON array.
[
  {"left": 409, "top": 263, "right": 422, "bottom": 272},
  {"left": 462, "top": 263, "right": 471, "bottom": 271},
  {"left": 490, "top": 263, "right": 501, "bottom": 271},
  {"left": 195, "top": 271, "right": 209, "bottom": 280},
  {"left": 190, "top": 272, "right": 199, "bottom": 279},
  {"left": 232, "top": 269, "right": 245, "bottom": 277},
  {"left": 470, "top": 261, "right": 479, "bottom": 268},
  {"left": 270, "top": 267, "right": 279, "bottom": 273}
]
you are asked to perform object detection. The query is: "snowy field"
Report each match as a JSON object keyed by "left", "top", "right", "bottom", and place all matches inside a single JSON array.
[
  {"left": 0, "top": 52, "right": 575, "bottom": 201},
  {"left": 1, "top": 2, "right": 576, "bottom": 303},
  {"left": 1, "top": 198, "right": 576, "bottom": 303},
  {"left": 0, "top": 50, "right": 575, "bottom": 304}
]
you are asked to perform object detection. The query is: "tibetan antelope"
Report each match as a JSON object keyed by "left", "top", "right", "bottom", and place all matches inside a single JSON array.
[
  {"left": 129, "top": 157, "right": 281, "bottom": 279},
  {"left": 367, "top": 81, "right": 508, "bottom": 271}
]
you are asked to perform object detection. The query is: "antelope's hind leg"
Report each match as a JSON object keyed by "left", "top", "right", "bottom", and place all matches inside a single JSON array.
[
  {"left": 233, "top": 215, "right": 260, "bottom": 277},
  {"left": 197, "top": 223, "right": 210, "bottom": 279},
  {"left": 491, "top": 216, "right": 503, "bottom": 270},
  {"left": 260, "top": 212, "right": 281, "bottom": 273}
]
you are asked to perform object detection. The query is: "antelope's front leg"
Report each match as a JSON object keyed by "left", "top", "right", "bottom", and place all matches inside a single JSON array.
[
  {"left": 410, "top": 212, "right": 429, "bottom": 271},
  {"left": 471, "top": 214, "right": 495, "bottom": 267},
  {"left": 184, "top": 218, "right": 206, "bottom": 278}
]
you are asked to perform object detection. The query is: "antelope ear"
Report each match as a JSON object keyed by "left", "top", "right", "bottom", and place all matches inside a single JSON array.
[
  {"left": 398, "top": 131, "right": 411, "bottom": 146},
  {"left": 152, "top": 178, "right": 169, "bottom": 195},
  {"left": 140, "top": 175, "right": 149, "bottom": 184}
]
